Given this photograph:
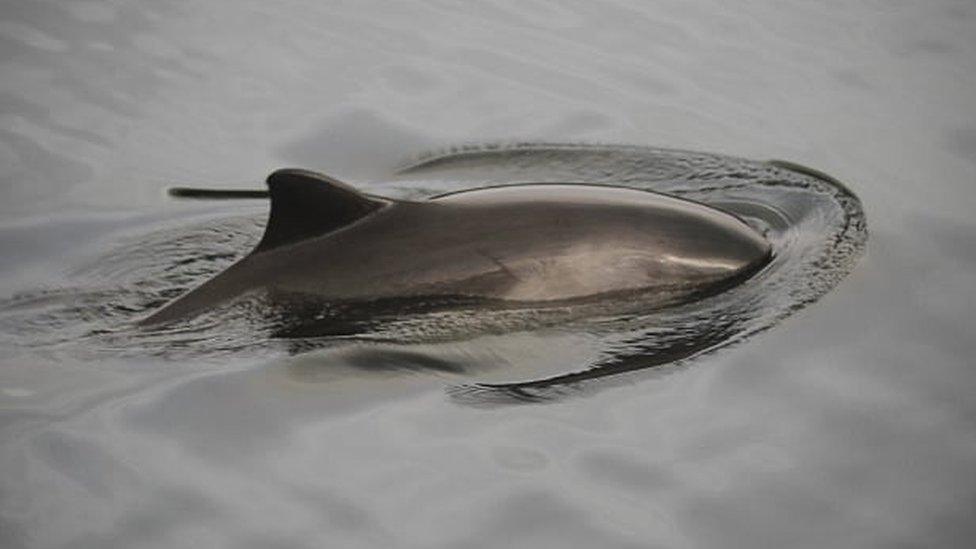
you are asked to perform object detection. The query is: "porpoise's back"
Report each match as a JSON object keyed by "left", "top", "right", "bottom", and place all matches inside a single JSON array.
[{"left": 142, "top": 171, "right": 771, "bottom": 325}]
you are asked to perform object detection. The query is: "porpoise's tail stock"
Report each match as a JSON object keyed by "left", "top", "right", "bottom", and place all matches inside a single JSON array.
[{"left": 137, "top": 261, "right": 254, "bottom": 326}]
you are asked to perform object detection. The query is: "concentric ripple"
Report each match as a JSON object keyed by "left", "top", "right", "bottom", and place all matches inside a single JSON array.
[{"left": 0, "top": 144, "right": 867, "bottom": 402}]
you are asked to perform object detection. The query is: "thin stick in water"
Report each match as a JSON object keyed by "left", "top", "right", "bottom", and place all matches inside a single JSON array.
[{"left": 167, "top": 187, "right": 269, "bottom": 199}]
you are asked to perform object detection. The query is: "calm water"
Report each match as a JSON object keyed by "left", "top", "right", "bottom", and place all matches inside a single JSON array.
[{"left": 1, "top": 1, "right": 975, "bottom": 548}]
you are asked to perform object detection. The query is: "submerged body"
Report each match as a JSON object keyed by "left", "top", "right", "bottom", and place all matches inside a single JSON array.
[{"left": 143, "top": 169, "right": 771, "bottom": 325}]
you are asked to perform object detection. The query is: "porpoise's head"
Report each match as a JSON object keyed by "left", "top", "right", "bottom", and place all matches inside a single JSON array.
[{"left": 433, "top": 183, "right": 772, "bottom": 299}]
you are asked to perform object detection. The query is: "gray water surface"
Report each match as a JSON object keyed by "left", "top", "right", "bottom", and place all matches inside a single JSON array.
[
  {"left": 0, "top": 144, "right": 867, "bottom": 403},
  {"left": 1, "top": 1, "right": 975, "bottom": 548}
]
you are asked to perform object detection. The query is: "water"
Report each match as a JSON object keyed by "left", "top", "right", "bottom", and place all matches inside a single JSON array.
[
  {"left": 1, "top": 145, "right": 867, "bottom": 400},
  {"left": 1, "top": 1, "right": 974, "bottom": 548}
]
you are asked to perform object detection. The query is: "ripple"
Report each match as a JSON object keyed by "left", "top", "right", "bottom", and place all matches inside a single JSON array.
[{"left": 0, "top": 143, "right": 866, "bottom": 402}]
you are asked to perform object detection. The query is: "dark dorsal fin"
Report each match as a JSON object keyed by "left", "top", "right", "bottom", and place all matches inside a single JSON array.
[{"left": 254, "top": 169, "right": 388, "bottom": 252}]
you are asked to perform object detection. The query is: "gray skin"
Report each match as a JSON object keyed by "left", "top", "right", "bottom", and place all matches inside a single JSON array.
[{"left": 142, "top": 169, "right": 772, "bottom": 325}]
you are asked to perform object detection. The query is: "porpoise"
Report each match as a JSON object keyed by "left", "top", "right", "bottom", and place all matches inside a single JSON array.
[{"left": 142, "top": 169, "right": 771, "bottom": 325}]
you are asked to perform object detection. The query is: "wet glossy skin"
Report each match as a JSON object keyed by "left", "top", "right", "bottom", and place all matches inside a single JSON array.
[{"left": 144, "top": 178, "right": 771, "bottom": 325}]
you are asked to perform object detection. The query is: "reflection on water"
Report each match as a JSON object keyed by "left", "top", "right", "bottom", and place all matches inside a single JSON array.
[{"left": 1, "top": 1, "right": 974, "bottom": 548}]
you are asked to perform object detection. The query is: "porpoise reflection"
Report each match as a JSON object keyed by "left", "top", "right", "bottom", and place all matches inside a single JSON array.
[{"left": 142, "top": 169, "right": 771, "bottom": 325}]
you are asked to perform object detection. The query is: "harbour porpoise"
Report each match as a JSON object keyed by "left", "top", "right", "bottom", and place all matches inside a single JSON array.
[{"left": 142, "top": 169, "right": 771, "bottom": 325}]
